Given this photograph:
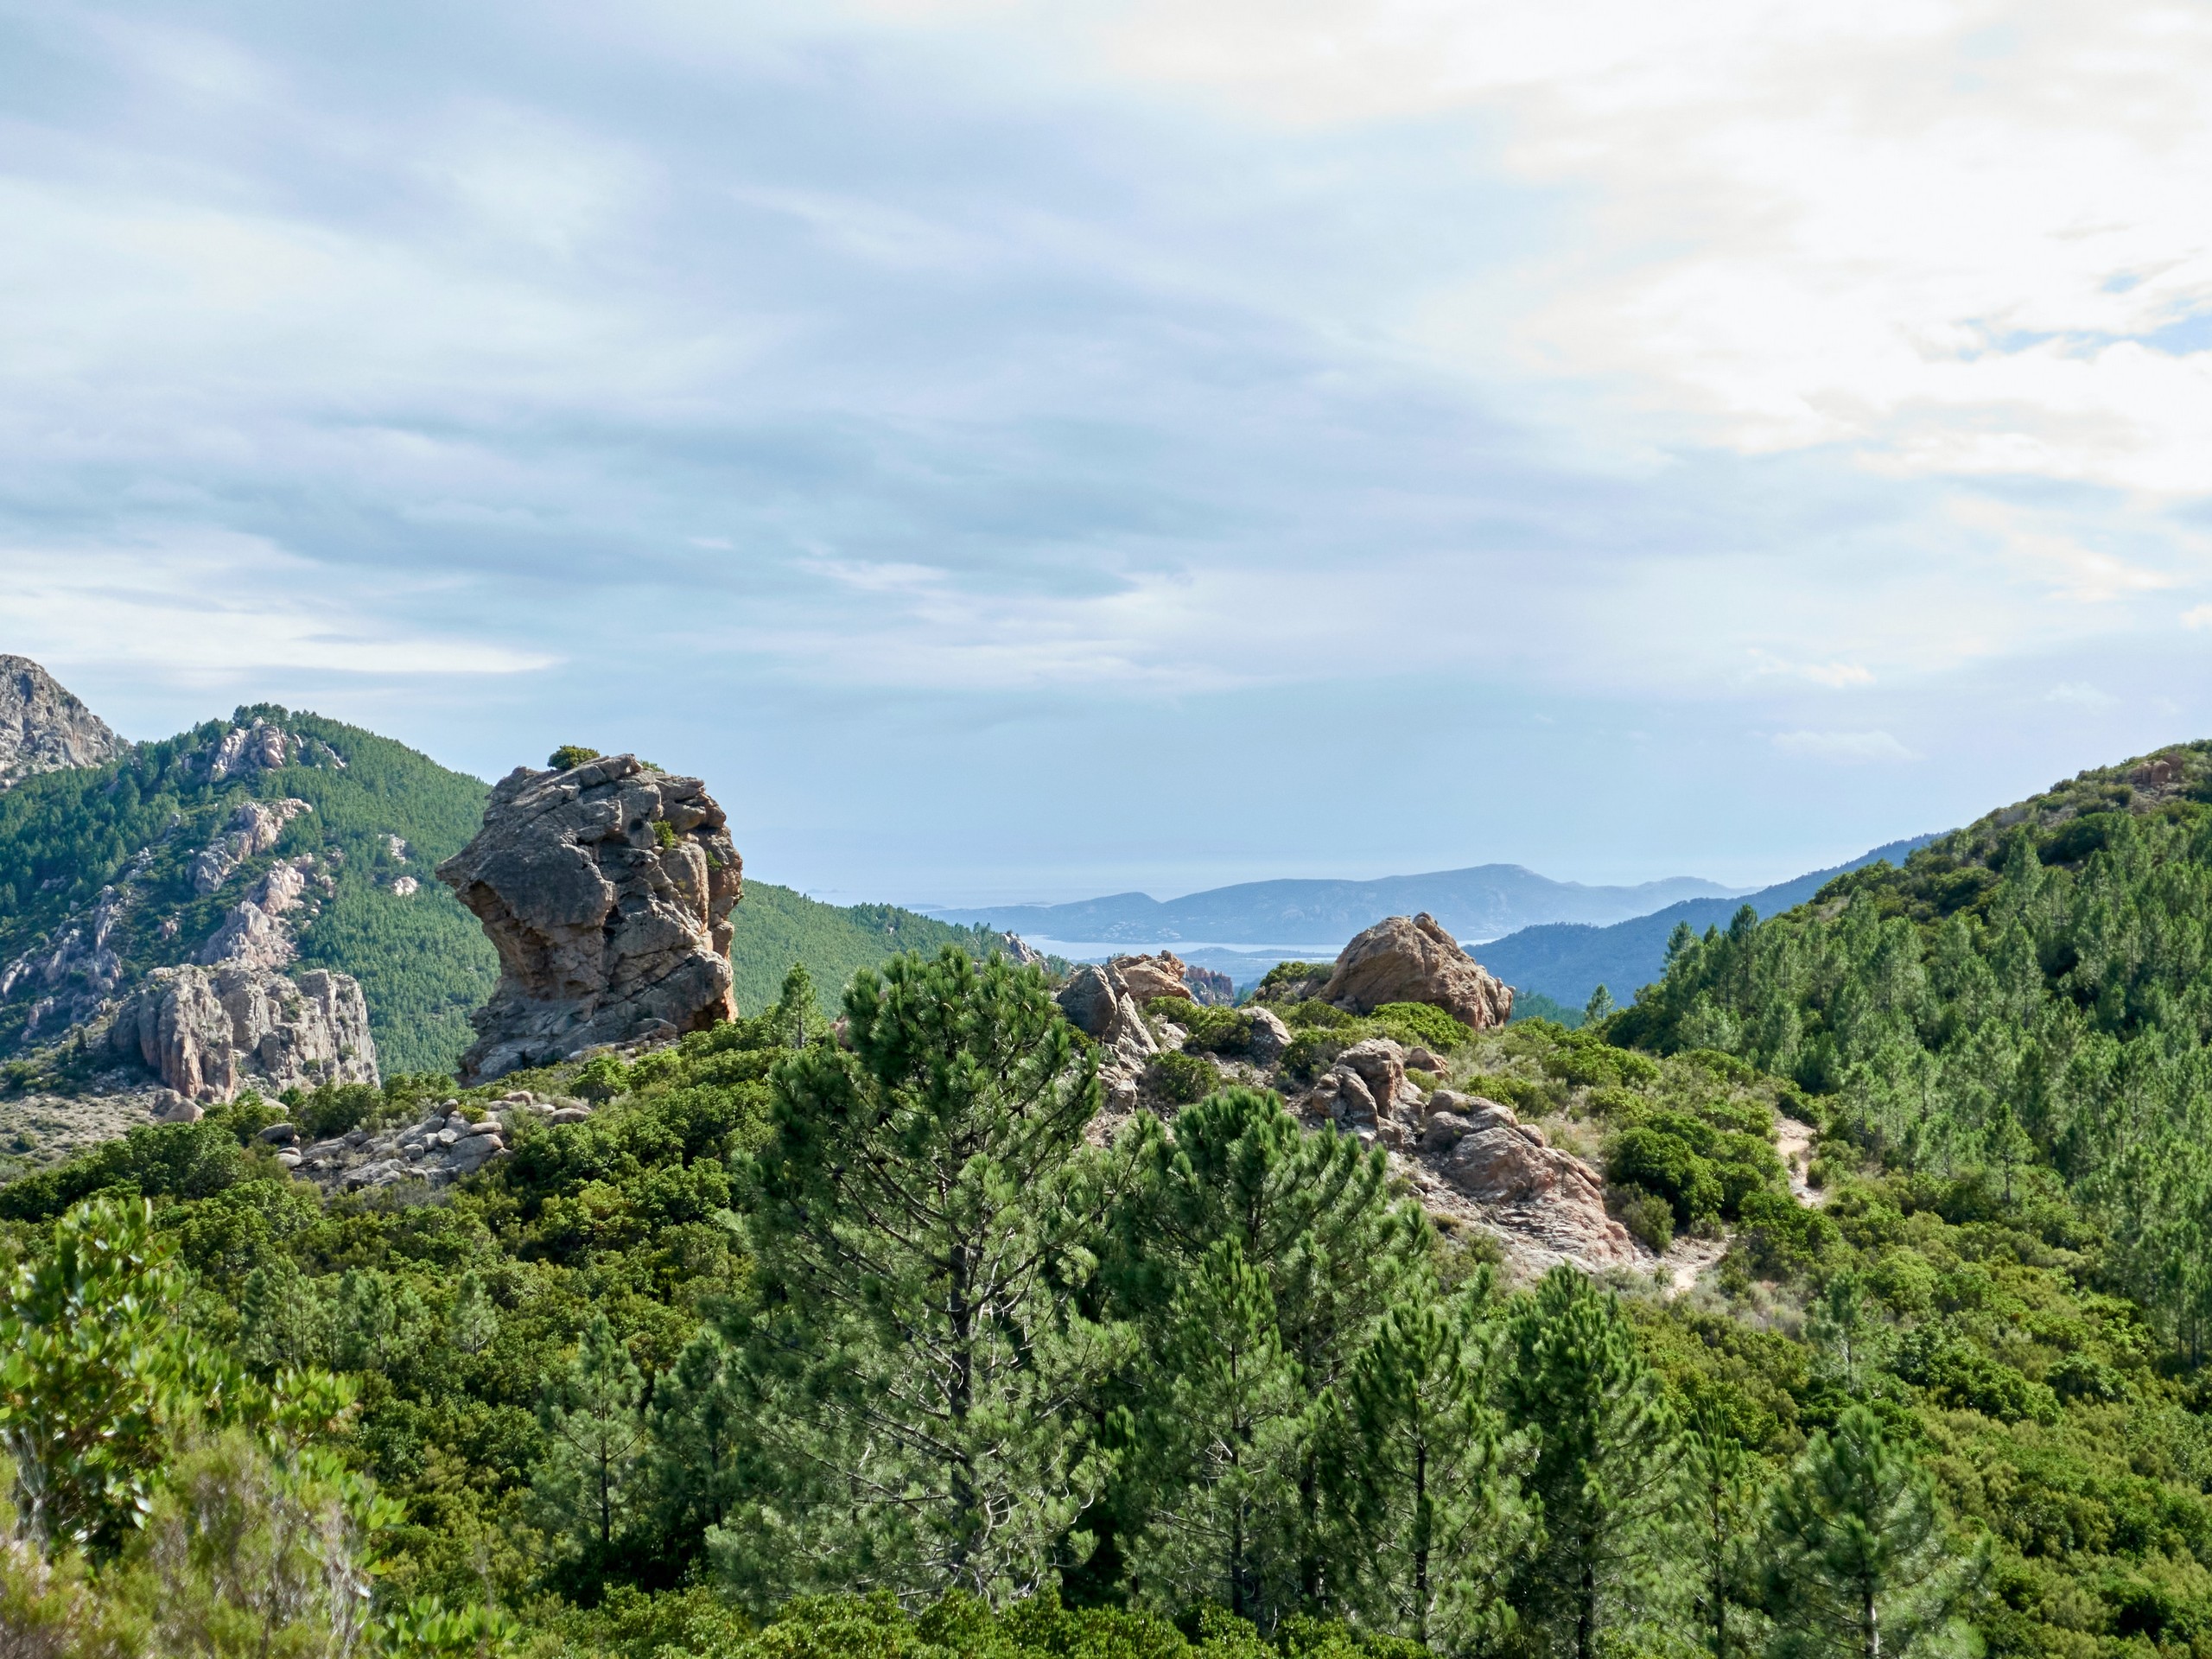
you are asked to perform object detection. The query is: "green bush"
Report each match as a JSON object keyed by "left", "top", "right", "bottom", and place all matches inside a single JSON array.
[
  {"left": 1145, "top": 1052, "right": 1219, "bottom": 1105},
  {"left": 1365, "top": 1001, "right": 1468, "bottom": 1053},
  {"left": 287, "top": 1081, "right": 385, "bottom": 1141},
  {"left": 1609, "top": 1183, "right": 1675, "bottom": 1254},
  {"left": 549, "top": 745, "right": 601, "bottom": 770},
  {"left": 1148, "top": 1000, "right": 1254, "bottom": 1057},
  {"left": 1280, "top": 1030, "right": 1344, "bottom": 1084}
]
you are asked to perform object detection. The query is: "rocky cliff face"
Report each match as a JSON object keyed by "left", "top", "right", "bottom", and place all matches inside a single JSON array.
[
  {"left": 437, "top": 754, "right": 742, "bottom": 1084},
  {"left": 111, "top": 963, "right": 378, "bottom": 1104},
  {"left": 0, "top": 657, "right": 124, "bottom": 790}
]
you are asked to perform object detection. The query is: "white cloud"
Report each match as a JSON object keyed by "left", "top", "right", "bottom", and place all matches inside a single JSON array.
[
  {"left": 2183, "top": 605, "right": 2212, "bottom": 630},
  {"left": 1771, "top": 729, "right": 1921, "bottom": 763},
  {"left": 0, "top": 532, "right": 560, "bottom": 681},
  {"left": 2045, "top": 682, "right": 2116, "bottom": 707}
]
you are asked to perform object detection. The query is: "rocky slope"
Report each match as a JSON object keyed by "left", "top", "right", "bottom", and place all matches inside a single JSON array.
[
  {"left": 0, "top": 656, "right": 124, "bottom": 790},
  {"left": 436, "top": 753, "right": 742, "bottom": 1083},
  {"left": 1062, "top": 923, "right": 1640, "bottom": 1277}
]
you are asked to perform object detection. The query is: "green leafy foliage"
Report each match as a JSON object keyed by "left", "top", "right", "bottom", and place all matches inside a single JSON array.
[{"left": 728, "top": 881, "right": 1052, "bottom": 1019}]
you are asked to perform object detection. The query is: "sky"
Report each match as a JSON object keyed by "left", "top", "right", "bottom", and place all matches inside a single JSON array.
[{"left": 2, "top": 0, "right": 2209, "bottom": 906}]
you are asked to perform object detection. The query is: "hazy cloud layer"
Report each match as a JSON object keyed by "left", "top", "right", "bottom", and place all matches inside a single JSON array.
[{"left": 1, "top": 0, "right": 2206, "bottom": 902}]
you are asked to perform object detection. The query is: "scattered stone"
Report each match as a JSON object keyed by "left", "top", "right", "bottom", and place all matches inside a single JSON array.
[
  {"left": 1319, "top": 913, "right": 1513, "bottom": 1030},
  {"left": 548, "top": 1106, "right": 594, "bottom": 1124},
  {"left": 111, "top": 965, "right": 378, "bottom": 1103},
  {"left": 391, "top": 876, "right": 419, "bottom": 897},
  {"left": 1403, "top": 1046, "right": 1448, "bottom": 1075},
  {"left": 436, "top": 754, "right": 743, "bottom": 1084},
  {"left": 256, "top": 1122, "right": 298, "bottom": 1145}
]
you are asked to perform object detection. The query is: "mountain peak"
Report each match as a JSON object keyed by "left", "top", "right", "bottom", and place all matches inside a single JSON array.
[{"left": 0, "top": 655, "right": 125, "bottom": 790}]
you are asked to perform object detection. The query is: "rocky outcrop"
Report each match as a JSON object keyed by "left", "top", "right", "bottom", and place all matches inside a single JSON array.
[
  {"left": 436, "top": 754, "right": 742, "bottom": 1084},
  {"left": 111, "top": 964, "right": 378, "bottom": 1103},
  {"left": 1056, "top": 962, "right": 1159, "bottom": 1070},
  {"left": 1108, "top": 952, "right": 1196, "bottom": 1005},
  {"left": 1185, "top": 964, "right": 1235, "bottom": 1006},
  {"left": 1320, "top": 913, "right": 1513, "bottom": 1029},
  {"left": 282, "top": 1087, "right": 591, "bottom": 1192},
  {"left": 0, "top": 657, "right": 124, "bottom": 790},
  {"left": 192, "top": 798, "right": 313, "bottom": 894},
  {"left": 1000, "top": 933, "right": 1046, "bottom": 968},
  {"left": 1416, "top": 1091, "right": 1634, "bottom": 1268}
]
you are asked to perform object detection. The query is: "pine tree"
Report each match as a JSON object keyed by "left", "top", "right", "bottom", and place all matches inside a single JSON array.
[
  {"left": 728, "top": 947, "right": 1119, "bottom": 1604},
  {"left": 238, "top": 1255, "right": 331, "bottom": 1374},
  {"left": 1105, "top": 1086, "right": 1430, "bottom": 1618},
  {"left": 531, "top": 1315, "right": 647, "bottom": 1564},
  {"left": 1125, "top": 1238, "right": 1306, "bottom": 1625},
  {"left": 648, "top": 1327, "right": 747, "bottom": 1551},
  {"left": 1758, "top": 1406, "right": 1976, "bottom": 1659},
  {"left": 1503, "top": 1267, "right": 1682, "bottom": 1659},
  {"left": 448, "top": 1271, "right": 499, "bottom": 1358},
  {"left": 1682, "top": 1401, "right": 1758, "bottom": 1659},
  {"left": 1583, "top": 985, "right": 1616, "bottom": 1026},
  {"left": 1336, "top": 1281, "right": 1532, "bottom": 1651}
]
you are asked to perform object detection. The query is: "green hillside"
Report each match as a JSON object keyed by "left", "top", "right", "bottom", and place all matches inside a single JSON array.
[
  {"left": 1614, "top": 741, "right": 2212, "bottom": 1344},
  {"left": 728, "top": 880, "right": 1042, "bottom": 1016},
  {"left": 0, "top": 703, "right": 497, "bottom": 1075}
]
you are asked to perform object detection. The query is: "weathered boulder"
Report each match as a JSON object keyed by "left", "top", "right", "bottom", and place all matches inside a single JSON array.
[
  {"left": 1000, "top": 933, "right": 1046, "bottom": 968},
  {"left": 1422, "top": 1096, "right": 1634, "bottom": 1266},
  {"left": 1336, "top": 1037, "right": 1418, "bottom": 1120},
  {"left": 1319, "top": 913, "right": 1513, "bottom": 1030},
  {"left": 0, "top": 657, "right": 124, "bottom": 791},
  {"left": 1243, "top": 1006, "right": 1293, "bottom": 1065},
  {"left": 1109, "top": 952, "right": 1195, "bottom": 1005},
  {"left": 436, "top": 754, "right": 743, "bottom": 1084},
  {"left": 111, "top": 965, "right": 378, "bottom": 1103},
  {"left": 1055, "top": 963, "right": 1159, "bottom": 1069}
]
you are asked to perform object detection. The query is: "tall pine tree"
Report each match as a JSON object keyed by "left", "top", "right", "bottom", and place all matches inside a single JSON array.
[
  {"left": 1503, "top": 1268, "right": 1682, "bottom": 1659},
  {"left": 726, "top": 947, "right": 1122, "bottom": 1604}
]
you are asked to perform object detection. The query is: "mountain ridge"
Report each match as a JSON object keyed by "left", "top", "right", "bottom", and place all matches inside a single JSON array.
[
  {"left": 1477, "top": 834, "right": 1938, "bottom": 1010},
  {"left": 925, "top": 862, "right": 1741, "bottom": 948}
]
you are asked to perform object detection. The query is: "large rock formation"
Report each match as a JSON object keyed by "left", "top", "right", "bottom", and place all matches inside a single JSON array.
[
  {"left": 1416, "top": 1090, "right": 1635, "bottom": 1268},
  {"left": 436, "top": 753, "right": 742, "bottom": 1083},
  {"left": 111, "top": 964, "right": 378, "bottom": 1103},
  {"left": 0, "top": 657, "right": 124, "bottom": 790},
  {"left": 1319, "top": 913, "right": 1514, "bottom": 1029}
]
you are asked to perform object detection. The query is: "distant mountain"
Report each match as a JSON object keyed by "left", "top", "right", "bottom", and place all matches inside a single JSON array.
[
  {"left": 926, "top": 865, "right": 1740, "bottom": 950},
  {"left": 0, "top": 657, "right": 124, "bottom": 790},
  {"left": 1475, "top": 835, "right": 1937, "bottom": 1011}
]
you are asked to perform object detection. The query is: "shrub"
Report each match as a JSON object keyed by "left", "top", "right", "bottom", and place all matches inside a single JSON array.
[
  {"left": 1148, "top": 1000, "right": 1254, "bottom": 1057},
  {"left": 288, "top": 1082, "right": 385, "bottom": 1141},
  {"left": 1366, "top": 1001, "right": 1467, "bottom": 1053},
  {"left": 549, "top": 745, "right": 601, "bottom": 770},
  {"left": 1609, "top": 1183, "right": 1675, "bottom": 1254},
  {"left": 1607, "top": 1126, "right": 1723, "bottom": 1227},
  {"left": 1145, "top": 1052, "right": 1218, "bottom": 1106},
  {"left": 1280, "top": 1031, "right": 1344, "bottom": 1084}
]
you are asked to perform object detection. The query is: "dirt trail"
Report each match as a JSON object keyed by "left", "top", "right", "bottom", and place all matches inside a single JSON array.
[{"left": 1775, "top": 1115, "right": 1826, "bottom": 1206}]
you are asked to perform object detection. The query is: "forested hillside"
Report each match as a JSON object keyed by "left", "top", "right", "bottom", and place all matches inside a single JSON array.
[
  {"left": 1615, "top": 742, "right": 2212, "bottom": 1350},
  {"left": 0, "top": 704, "right": 497, "bottom": 1074},
  {"left": 727, "top": 881, "right": 1038, "bottom": 1016}
]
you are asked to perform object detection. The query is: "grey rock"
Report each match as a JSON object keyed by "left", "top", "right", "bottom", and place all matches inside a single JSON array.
[
  {"left": 191, "top": 798, "right": 313, "bottom": 896},
  {"left": 0, "top": 657, "right": 124, "bottom": 791},
  {"left": 548, "top": 1106, "right": 593, "bottom": 1124},
  {"left": 437, "top": 754, "right": 742, "bottom": 1084},
  {"left": 1421, "top": 1110, "right": 1475, "bottom": 1152},
  {"left": 111, "top": 965, "right": 377, "bottom": 1103},
  {"left": 275, "top": 1150, "right": 302, "bottom": 1169},
  {"left": 256, "top": 1122, "right": 298, "bottom": 1145},
  {"left": 1243, "top": 1006, "right": 1293, "bottom": 1065},
  {"left": 1336, "top": 1038, "right": 1412, "bottom": 1121},
  {"left": 1433, "top": 1100, "right": 1635, "bottom": 1267},
  {"left": 444, "top": 1133, "right": 505, "bottom": 1173}
]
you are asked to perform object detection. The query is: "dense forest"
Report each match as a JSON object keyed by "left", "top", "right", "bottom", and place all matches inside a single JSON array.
[{"left": 8, "top": 742, "right": 2212, "bottom": 1658}]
